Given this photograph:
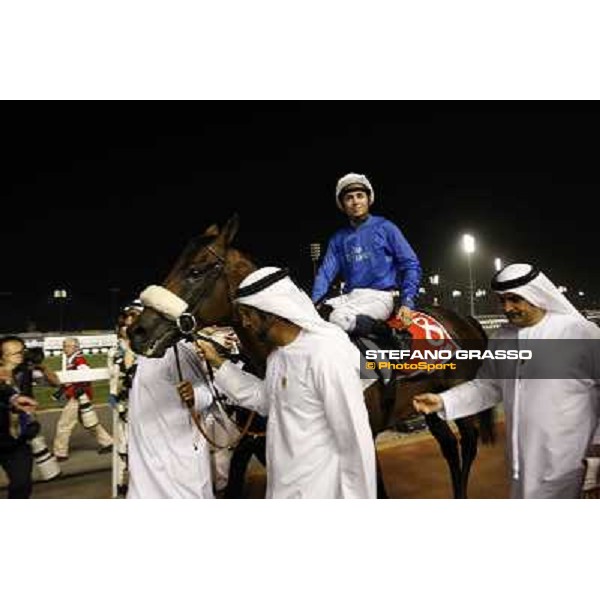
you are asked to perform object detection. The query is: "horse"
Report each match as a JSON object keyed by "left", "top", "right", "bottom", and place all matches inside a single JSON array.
[{"left": 129, "top": 215, "right": 495, "bottom": 498}]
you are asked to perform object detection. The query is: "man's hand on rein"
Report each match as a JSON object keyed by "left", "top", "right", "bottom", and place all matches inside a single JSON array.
[
  {"left": 176, "top": 381, "right": 195, "bottom": 408},
  {"left": 195, "top": 339, "right": 226, "bottom": 369}
]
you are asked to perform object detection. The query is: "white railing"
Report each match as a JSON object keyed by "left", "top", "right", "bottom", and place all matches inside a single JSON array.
[{"left": 22, "top": 332, "right": 117, "bottom": 356}]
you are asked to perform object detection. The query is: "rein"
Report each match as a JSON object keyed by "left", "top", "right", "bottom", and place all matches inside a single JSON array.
[{"left": 172, "top": 342, "right": 261, "bottom": 451}]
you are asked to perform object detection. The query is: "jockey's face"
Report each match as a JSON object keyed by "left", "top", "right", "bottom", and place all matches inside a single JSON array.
[
  {"left": 341, "top": 188, "right": 370, "bottom": 220},
  {"left": 497, "top": 292, "right": 545, "bottom": 327}
]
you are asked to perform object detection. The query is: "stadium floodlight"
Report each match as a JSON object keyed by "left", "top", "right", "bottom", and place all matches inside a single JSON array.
[
  {"left": 461, "top": 234, "right": 476, "bottom": 315},
  {"left": 53, "top": 289, "right": 68, "bottom": 331}
]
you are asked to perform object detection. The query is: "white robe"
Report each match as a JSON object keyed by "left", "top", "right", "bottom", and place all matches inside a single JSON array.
[
  {"left": 440, "top": 313, "right": 600, "bottom": 498},
  {"left": 214, "top": 329, "right": 377, "bottom": 499},
  {"left": 127, "top": 342, "right": 215, "bottom": 499}
]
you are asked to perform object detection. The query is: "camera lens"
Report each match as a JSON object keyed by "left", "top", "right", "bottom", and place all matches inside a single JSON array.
[{"left": 24, "top": 347, "right": 45, "bottom": 366}]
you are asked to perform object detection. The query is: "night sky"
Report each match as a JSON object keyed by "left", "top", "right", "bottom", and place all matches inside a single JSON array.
[{"left": 2, "top": 102, "right": 599, "bottom": 332}]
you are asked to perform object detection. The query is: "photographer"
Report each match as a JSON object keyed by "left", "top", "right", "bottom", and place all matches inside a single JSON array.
[
  {"left": 53, "top": 337, "right": 112, "bottom": 460},
  {"left": 0, "top": 335, "right": 40, "bottom": 499},
  {"left": 107, "top": 301, "right": 142, "bottom": 497}
]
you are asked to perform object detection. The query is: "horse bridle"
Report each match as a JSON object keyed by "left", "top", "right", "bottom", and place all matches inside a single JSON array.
[
  {"left": 168, "top": 244, "right": 264, "bottom": 449},
  {"left": 174, "top": 244, "right": 234, "bottom": 338}
]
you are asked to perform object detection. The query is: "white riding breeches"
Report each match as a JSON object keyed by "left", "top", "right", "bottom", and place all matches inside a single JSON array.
[{"left": 325, "top": 289, "right": 395, "bottom": 332}]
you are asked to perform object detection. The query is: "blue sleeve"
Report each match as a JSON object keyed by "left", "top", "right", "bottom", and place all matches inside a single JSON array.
[
  {"left": 311, "top": 237, "right": 341, "bottom": 303},
  {"left": 384, "top": 221, "right": 422, "bottom": 308}
]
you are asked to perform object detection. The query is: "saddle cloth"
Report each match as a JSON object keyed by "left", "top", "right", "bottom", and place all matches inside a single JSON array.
[
  {"left": 357, "top": 311, "right": 459, "bottom": 384},
  {"left": 388, "top": 311, "right": 459, "bottom": 356}
]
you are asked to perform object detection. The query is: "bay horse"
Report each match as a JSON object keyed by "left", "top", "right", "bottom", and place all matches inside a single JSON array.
[{"left": 129, "top": 215, "right": 494, "bottom": 498}]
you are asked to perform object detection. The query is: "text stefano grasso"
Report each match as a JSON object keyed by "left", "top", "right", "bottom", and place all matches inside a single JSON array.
[{"left": 364, "top": 349, "right": 533, "bottom": 361}]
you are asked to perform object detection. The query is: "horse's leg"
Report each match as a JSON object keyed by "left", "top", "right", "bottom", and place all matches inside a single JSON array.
[
  {"left": 224, "top": 436, "right": 256, "bottom": 498},
  {"left": 254, "top": 434, "right": 267, "bottom": 466},
  {"left": 376, "top": 453, "right": 389, "bottom": 499},
  {"left": 455, "top": 417, "right": 479, "bottom": 499},
  {"left": 425, "top": 413, "right": 462, "bottom": 499},
  {"left": 363, "top": 382, "right": 390, "bottom": 499}
]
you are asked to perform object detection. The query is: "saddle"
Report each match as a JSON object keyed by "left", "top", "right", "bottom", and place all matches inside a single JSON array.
[
  {"left": 350, "top": 311, "right": 460, "bottom": 431},
  {"left": 352, "top": 311, "right": 459, "bottom": 386}
]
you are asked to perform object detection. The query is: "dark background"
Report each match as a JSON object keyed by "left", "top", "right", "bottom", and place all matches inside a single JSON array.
[{"left": 2, "top": 102, "right": 598, "bottom": 332}]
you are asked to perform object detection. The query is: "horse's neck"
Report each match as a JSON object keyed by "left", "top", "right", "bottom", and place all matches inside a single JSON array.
[
  {"left": 225, "top": 249, "right": 256, "bottom": 292},
  {"left": 225, "top": 250, "right": 269, "bottom": 377}
]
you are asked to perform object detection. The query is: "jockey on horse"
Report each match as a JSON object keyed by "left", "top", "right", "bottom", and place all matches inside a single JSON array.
[{"left": 312, "top": 173, "right": 421, "bottom": 349}]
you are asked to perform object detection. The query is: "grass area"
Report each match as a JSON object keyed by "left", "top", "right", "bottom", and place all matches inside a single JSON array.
[{"left": 34, "top": 354, "right": 110, "bottom": 411}]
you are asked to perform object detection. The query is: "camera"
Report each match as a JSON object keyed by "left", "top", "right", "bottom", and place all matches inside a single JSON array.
[
  {"left": 52, "top": 385, "right": 67, "bottom": 403},
  {"left": 20, "top": 417, "right": 41, "bottom": 441},
  {"left": 24, "top": 347, "right": 45, "bottom": 368}
]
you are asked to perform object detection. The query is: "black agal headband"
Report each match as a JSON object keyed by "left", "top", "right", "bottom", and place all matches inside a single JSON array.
[
  {"left": 235, "top": 268, "right": 290, "bottom": 299},
  {"left": 491, "top": 265, "right": 540, "bottom": 292}
]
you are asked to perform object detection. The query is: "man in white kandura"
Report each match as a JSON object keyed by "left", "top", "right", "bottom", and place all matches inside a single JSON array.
[
  {"left": 413, "top": 263, "right": 600, "bottom": 499},
  {"left": 195, "top": 266, "right": 377, "bottom": 499},
  {"left": 127, "top": 338, "right": 215, "bottom": 499}
]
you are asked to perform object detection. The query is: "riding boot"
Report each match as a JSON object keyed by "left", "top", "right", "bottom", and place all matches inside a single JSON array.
[{"left": 354, "top": 314, "right": 412, "bottom": 352}]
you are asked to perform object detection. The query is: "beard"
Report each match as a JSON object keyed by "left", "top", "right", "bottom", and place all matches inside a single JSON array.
[
  {"left": 505, "top": 311, "right": 521, "bottom": 319},
  {"left": 255, "top": 323, "right": 270, "bottom": 344}
]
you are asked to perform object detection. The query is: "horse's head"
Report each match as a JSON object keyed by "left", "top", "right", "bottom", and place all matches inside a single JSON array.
[{"left": 129, "top": 214, "right": 254, "bottom": 357}]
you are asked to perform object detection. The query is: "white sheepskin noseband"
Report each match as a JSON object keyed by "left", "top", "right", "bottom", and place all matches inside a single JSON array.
[{"left": 139, "top": 285, "right": 188, "bottom": 321}]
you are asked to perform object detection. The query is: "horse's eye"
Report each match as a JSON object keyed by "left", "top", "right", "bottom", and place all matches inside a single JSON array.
[{"left": 188, "top": 266, "right": 203, "bottom": 279}]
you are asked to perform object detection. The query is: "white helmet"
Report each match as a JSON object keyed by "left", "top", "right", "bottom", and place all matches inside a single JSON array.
[{"left": 335, "top": 173, "right": 375, "bottom": 210}]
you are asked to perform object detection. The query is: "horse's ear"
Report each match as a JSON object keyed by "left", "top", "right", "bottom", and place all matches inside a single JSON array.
[
  {"left": 203, "top": 224, "right": 220, "bottom": 236},
  {"left": 220, "top": 213, "right": 240, "bottom": 246}
]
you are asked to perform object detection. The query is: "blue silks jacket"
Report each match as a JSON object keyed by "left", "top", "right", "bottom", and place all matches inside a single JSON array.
[{"left": 311, "top": 215, "right": 422, "bottom": 308}]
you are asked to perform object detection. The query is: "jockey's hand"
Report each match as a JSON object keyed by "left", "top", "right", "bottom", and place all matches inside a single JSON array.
[
  {"left": 10, "top": 395, "right": 38, "bottom": 415},
  {"left": 176, "top": 381, "right": 195, "bottom": 408},
  {"left": 395, "top": 305, "right": 414, "bottom": 327},
  {"left": 413, "top": 393, "right": 443, "bottom": 415},
  {"left": 195, "top": 339, "right": 226, "bottom": 369}
]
